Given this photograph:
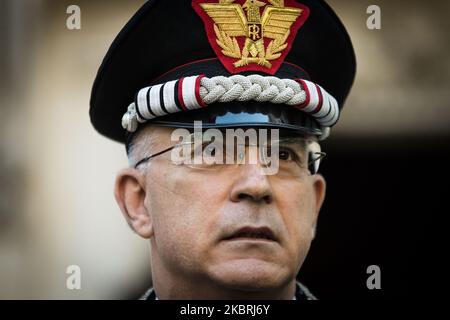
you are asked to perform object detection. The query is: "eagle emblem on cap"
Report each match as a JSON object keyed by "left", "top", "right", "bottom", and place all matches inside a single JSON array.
[{"left": 192, "top": 0, "right": 310, "bottom": 74}]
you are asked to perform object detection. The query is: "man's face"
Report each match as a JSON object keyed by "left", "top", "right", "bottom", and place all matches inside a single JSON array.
[{"left": 120, "top": 126, "right": 326, "bottom": 293}]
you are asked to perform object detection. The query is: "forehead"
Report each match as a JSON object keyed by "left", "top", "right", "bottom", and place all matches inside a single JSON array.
[
  {"left": 128, "top": 124, "right": 315, "bottom": 152},
  {"left": 133, "top": 125, "right": 312, "bottom": 140}
]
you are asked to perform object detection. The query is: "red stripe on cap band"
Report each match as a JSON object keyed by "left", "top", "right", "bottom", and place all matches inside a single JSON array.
[
  {"left": 177, "top": 77, "right": 187, "bottom": 111},
  {"left": 311, "top": 84, "right": 323, "bottom": 114},
  {"left": 296, "top": 79, "right": 310, "bottom": 110},
  {"left": 195, "top": 75, "right": 206, "bottom": 108}
]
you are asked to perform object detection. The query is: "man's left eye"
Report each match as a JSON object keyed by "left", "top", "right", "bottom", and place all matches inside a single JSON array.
[{"left": 279, "top": 149, "right": 295, "bottom": 161}]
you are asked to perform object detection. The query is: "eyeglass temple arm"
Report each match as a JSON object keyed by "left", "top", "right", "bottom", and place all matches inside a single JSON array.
[
  {"left": 133, "top": 145, "right": 177, "bottom": 169},
  {"left": 308, "top": 151, "right": 326, "bottom": 174}
]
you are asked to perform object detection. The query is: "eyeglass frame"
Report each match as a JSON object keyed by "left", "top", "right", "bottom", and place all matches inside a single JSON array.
[{"left": 133, "top": 136, "right": 326, "bottom": 174}]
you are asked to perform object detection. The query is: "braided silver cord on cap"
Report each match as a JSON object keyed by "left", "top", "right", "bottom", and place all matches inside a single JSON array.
[
  {"left": 199, "top": 75, "right": 307, "bottom": 105},
  {"left": 121, "top": 103, "right": 140, "bottom": 133},
  {"left": 121, "top": 75, "right": 335, "bottom": 140}
]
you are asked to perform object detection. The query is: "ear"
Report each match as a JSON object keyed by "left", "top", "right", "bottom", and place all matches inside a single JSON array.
[
  {"left": 310, "top": 174, "right": 326, "bottom": 239},
  {"left": 114, "top": 168, "right": 154, "bottom": 239}
]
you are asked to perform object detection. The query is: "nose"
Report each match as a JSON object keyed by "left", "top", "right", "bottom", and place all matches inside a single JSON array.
[{"left": 229, "top": 163, "right": 273, "bottom": 204}]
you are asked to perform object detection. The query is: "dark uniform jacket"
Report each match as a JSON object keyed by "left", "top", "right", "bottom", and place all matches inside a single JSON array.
[{"left": 140, "top": 281, "right": 317, "bottom": 300}]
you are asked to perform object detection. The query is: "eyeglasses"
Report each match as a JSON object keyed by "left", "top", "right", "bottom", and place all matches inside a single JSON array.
[{"left": 134, "top": 133, "right": 326, "bottom": 177}]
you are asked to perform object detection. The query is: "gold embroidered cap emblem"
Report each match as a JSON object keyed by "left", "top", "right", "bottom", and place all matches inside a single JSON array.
[{"left": 192, "top": 0, "right": 310, "bottom": 74}]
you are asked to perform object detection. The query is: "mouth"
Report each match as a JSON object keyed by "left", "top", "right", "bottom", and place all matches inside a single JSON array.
[{"left": 223, "top": 226, "right": 277, "bottom": 242}]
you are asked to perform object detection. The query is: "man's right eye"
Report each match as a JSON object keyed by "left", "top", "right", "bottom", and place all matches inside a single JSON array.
[{"left": 204, "top": 145, "right": 216, "bottom": 156}]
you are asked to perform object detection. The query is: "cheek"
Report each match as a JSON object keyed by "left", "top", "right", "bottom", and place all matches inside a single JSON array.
[
  {"left": 145, "top": 167, "right": 230, "bottom": 260},
  {"left": 274, "top": 180, "right": 317, "bottom": 253}
]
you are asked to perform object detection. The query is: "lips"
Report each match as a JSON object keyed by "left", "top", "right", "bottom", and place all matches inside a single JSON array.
[{"left": 224, "top": 226, "right": 277, "bottom": 242}]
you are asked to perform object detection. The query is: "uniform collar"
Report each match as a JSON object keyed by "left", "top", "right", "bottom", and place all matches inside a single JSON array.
[{"left": 140, "top": 281, "right": 317, "bottom": 300}]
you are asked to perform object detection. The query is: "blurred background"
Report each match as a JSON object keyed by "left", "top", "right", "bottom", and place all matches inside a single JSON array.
[{"left": 0, "top": 0, "right": 448, "bottom": 299}]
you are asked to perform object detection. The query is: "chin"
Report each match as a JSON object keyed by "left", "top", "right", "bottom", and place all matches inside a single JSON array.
[{"left": 208, "top": 258, "right": 291, "bottom": 291}]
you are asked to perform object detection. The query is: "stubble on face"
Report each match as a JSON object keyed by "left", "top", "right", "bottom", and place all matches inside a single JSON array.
[{"left": 139, "top": 127, "right": 320, "bottom": 298}]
